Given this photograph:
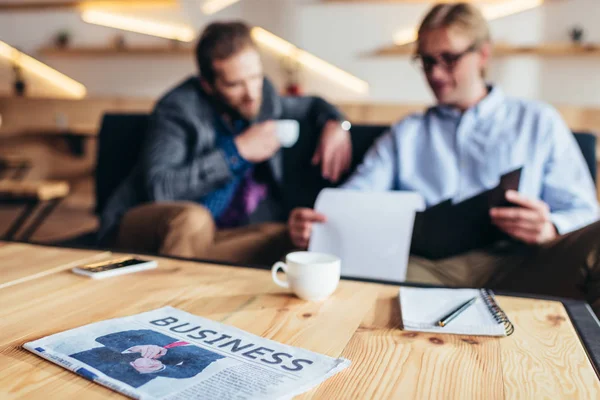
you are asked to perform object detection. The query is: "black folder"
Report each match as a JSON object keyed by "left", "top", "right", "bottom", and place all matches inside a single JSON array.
[{"left": 410, "top": 168, "right": 522, "bottom": 260}]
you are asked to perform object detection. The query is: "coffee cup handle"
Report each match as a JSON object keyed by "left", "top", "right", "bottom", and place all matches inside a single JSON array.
[{"left": 271, "top": 262, "right": 289, "bottom": 289}]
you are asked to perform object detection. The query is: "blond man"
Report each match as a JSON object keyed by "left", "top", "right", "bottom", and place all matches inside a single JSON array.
[{"left": 289, "top": 3, "right": 600, "bottom": 315}]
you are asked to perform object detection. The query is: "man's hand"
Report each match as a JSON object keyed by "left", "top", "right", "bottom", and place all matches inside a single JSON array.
[
  {"left": 490, "top": 190, "right": 558, "bottom": 245},
  {"left": 288, "top": 208, "right": 327, "bottom": 249},
  {"left": 312, "top": 120, "right": 352, "bottom": 182},
  {"left": 126, "top": 345, "right": 167, "bottom": 359},
  {"left": 234, "top": 121, "right": 280, "bottom": 163},
  {"left": 130, "top": 358, "right": 165, "bottom": 374}
]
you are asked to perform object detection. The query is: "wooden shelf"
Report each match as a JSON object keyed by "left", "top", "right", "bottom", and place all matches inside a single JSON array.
[
  {"left": 39, "top": 46, "right": 193, "bottom": 57},
  {"left": 0, "top": 1, "right": 176, "bottom": 11},
  {"left": 374, "top": 43, "right": 600, "bottom": 57},
  {"left": 48, "top": 44, "right": 600, "bottom": 60}
]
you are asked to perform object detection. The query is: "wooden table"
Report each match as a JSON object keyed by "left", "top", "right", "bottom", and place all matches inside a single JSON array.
[
  {"left": 1, "top": 243, "right": 599, "bottom": 399},
  {"left": 0, "top": 241, "right": 109, "bottom": 289}
]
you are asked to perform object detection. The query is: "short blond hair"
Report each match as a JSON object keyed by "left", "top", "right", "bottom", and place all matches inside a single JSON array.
[{"left": 417, "top": 2, "right": 491, "bottom": 47}]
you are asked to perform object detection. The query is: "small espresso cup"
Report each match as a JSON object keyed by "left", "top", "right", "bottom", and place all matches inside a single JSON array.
[{"left": 271, "top": 252, "right": 341, "bottom": 301}]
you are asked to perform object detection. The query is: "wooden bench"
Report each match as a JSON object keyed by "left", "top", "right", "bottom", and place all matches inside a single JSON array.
[
  {"left": 0, "top": 154, "right": 31, "bottom": 180},
  {"left": 0, "top": 180, "right": 69, "bottom": 241}
]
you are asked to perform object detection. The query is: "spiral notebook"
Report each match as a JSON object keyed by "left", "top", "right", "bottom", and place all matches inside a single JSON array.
[{"left": 399, "top": 287, "right": 514, "bottom": 336}]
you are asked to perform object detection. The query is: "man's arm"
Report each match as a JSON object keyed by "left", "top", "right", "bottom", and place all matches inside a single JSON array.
[
  {"left": 140, "top": 109, "right": 247, "bottom": 202},
  {"left": 491, "top": 107, "right": 599, "bottom": 244},
  {"left": 541, "top": 108, "right": 599, "bottom": 234},
  {"left": 279, "top": 95, "right": 351, "bottom": 182},
  {"left": 341, "top": 130, "right": 397, "bottom": 191}
]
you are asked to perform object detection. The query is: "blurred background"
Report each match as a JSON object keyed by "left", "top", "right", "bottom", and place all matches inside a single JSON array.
[{"left": 0, "top": 0, "right": 599, "bottom": 242}]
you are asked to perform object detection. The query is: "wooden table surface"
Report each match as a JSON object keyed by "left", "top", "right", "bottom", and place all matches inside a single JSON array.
[
  {"left": 0, "top": 243, "right": 599, "bottom": 399},
  {"left": 0, "top": 241, "right": 110, "bottom": 289}
]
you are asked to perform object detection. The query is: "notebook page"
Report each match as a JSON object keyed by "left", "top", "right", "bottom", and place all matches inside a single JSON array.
[{"left": 399, "top": 287, "right": 506, "bottom": 336}]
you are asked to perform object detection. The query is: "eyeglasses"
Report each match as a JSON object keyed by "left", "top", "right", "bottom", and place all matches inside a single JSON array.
[{"left": 412, "top": 43, "right": 478, "bottom": 72}]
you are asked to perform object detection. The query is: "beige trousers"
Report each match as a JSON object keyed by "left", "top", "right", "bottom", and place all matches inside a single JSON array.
[
  {"left": 114, "top": 202, "right": 294, "bottom": 266},
  {"left": 406, "top": 220, "right": 600, "bottom": 316}
]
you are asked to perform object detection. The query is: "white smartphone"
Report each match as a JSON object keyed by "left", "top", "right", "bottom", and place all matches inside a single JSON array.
[{"left": 72, "top": 256, "right": 157, "bottom": 279}]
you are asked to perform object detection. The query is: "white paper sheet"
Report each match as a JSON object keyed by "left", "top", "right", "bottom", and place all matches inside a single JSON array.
[{"left": 308, "top": 188, "right": 425, "bottom": 282}]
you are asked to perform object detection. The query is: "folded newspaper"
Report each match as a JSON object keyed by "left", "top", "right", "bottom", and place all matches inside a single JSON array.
[{"left": 23, "top": 306, "right": 350, "bottom": 400}]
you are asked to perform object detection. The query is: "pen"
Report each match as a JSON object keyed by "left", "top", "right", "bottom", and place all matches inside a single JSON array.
[{"left": 437, "top": 297, "right": 477, "bottom": 327}]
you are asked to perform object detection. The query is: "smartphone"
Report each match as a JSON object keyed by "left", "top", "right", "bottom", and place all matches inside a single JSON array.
[{"left": 72, "top": 256, "right": 157, "bottom": 279}]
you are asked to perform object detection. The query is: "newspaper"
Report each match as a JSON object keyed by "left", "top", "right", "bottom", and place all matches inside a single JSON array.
[{"left": 23, "top": 306, "right": 350, "bottom": 400}]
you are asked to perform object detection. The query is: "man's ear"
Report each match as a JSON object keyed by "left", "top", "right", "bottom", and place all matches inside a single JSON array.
[
  {"left": 479, "top": 41, "right": 492, "bottom": 70},
  {"left": 199, "top": 77, "right": 214, "bottom": 95}
]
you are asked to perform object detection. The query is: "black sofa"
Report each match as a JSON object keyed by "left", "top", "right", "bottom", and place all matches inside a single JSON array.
[{"left": 68, "top": 113, "right": 597, "bottom": 248}]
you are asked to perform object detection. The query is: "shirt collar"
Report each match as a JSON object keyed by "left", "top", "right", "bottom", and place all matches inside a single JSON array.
[
  {"left": 433, "top": 85, "right": 504, "bottom": 120},
  {"left": 474, "top": 85, "right": 504, "bottom": 119}
]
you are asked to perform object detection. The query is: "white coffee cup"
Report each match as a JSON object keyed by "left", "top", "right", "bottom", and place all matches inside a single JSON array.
[
  {"left": 275, "top": 119, "right": 299, "bottom": 148},
  {"left": 271, "top": 252, "right": 341, "bottom": 301}
]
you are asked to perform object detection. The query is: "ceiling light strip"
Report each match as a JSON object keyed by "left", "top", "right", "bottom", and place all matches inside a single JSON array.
[
  {"left": 81, "top": 10, "right": 196, "bottom": 42},
  {"left": 252, "top": 27, "right": 369, "bottom": 94},
  {"left": 0, "top": 40, "right": 86, "bottom": 98},
  {"left": 201, "top": 0, "right": 241, "bottom": 15}
]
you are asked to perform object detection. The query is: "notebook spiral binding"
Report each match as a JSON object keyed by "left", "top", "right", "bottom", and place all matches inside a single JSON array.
[{"left": 480, "top": 289, "right": 515, "bottom": 336}]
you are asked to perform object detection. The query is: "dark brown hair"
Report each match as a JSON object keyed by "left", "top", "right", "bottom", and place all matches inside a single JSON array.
[{"left": 196, "top": 21, "right": 256, "bottom": 83}]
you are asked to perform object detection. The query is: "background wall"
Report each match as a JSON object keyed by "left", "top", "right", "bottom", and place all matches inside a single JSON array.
[
  {"left": 0, "top": 0, "right": 599, "bottom": 105},
  {"left": 292, "top": 0, "right": 600, "bottom": 104}
]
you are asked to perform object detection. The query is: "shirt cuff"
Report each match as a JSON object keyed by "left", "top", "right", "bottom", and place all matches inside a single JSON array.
[
  {"left": 550, "top": 210, "right": 600, "bottom": 235},
  {"left": 550, "top": 212, "right": 579, "bottom": 235},
  {"left": 218, "top": 135, "right": 251, "bottom": 174}
]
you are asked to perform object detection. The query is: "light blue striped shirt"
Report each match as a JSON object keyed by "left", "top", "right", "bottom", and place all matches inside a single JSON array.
[{"left": 343, "top": 87, "right": 599, "bottom": 234}]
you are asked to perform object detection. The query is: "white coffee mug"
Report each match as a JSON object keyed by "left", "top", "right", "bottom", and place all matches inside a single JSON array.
[
  {"left": 275, "top": 119, "right": 299, "bottom": 148},
  {"left": 271, "top": 252, "right": 341, "bottom": 301}
]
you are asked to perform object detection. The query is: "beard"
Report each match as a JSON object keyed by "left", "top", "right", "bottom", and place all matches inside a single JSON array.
[{"left": 210, "top": 90, "right": 262, "bottom": 122}]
